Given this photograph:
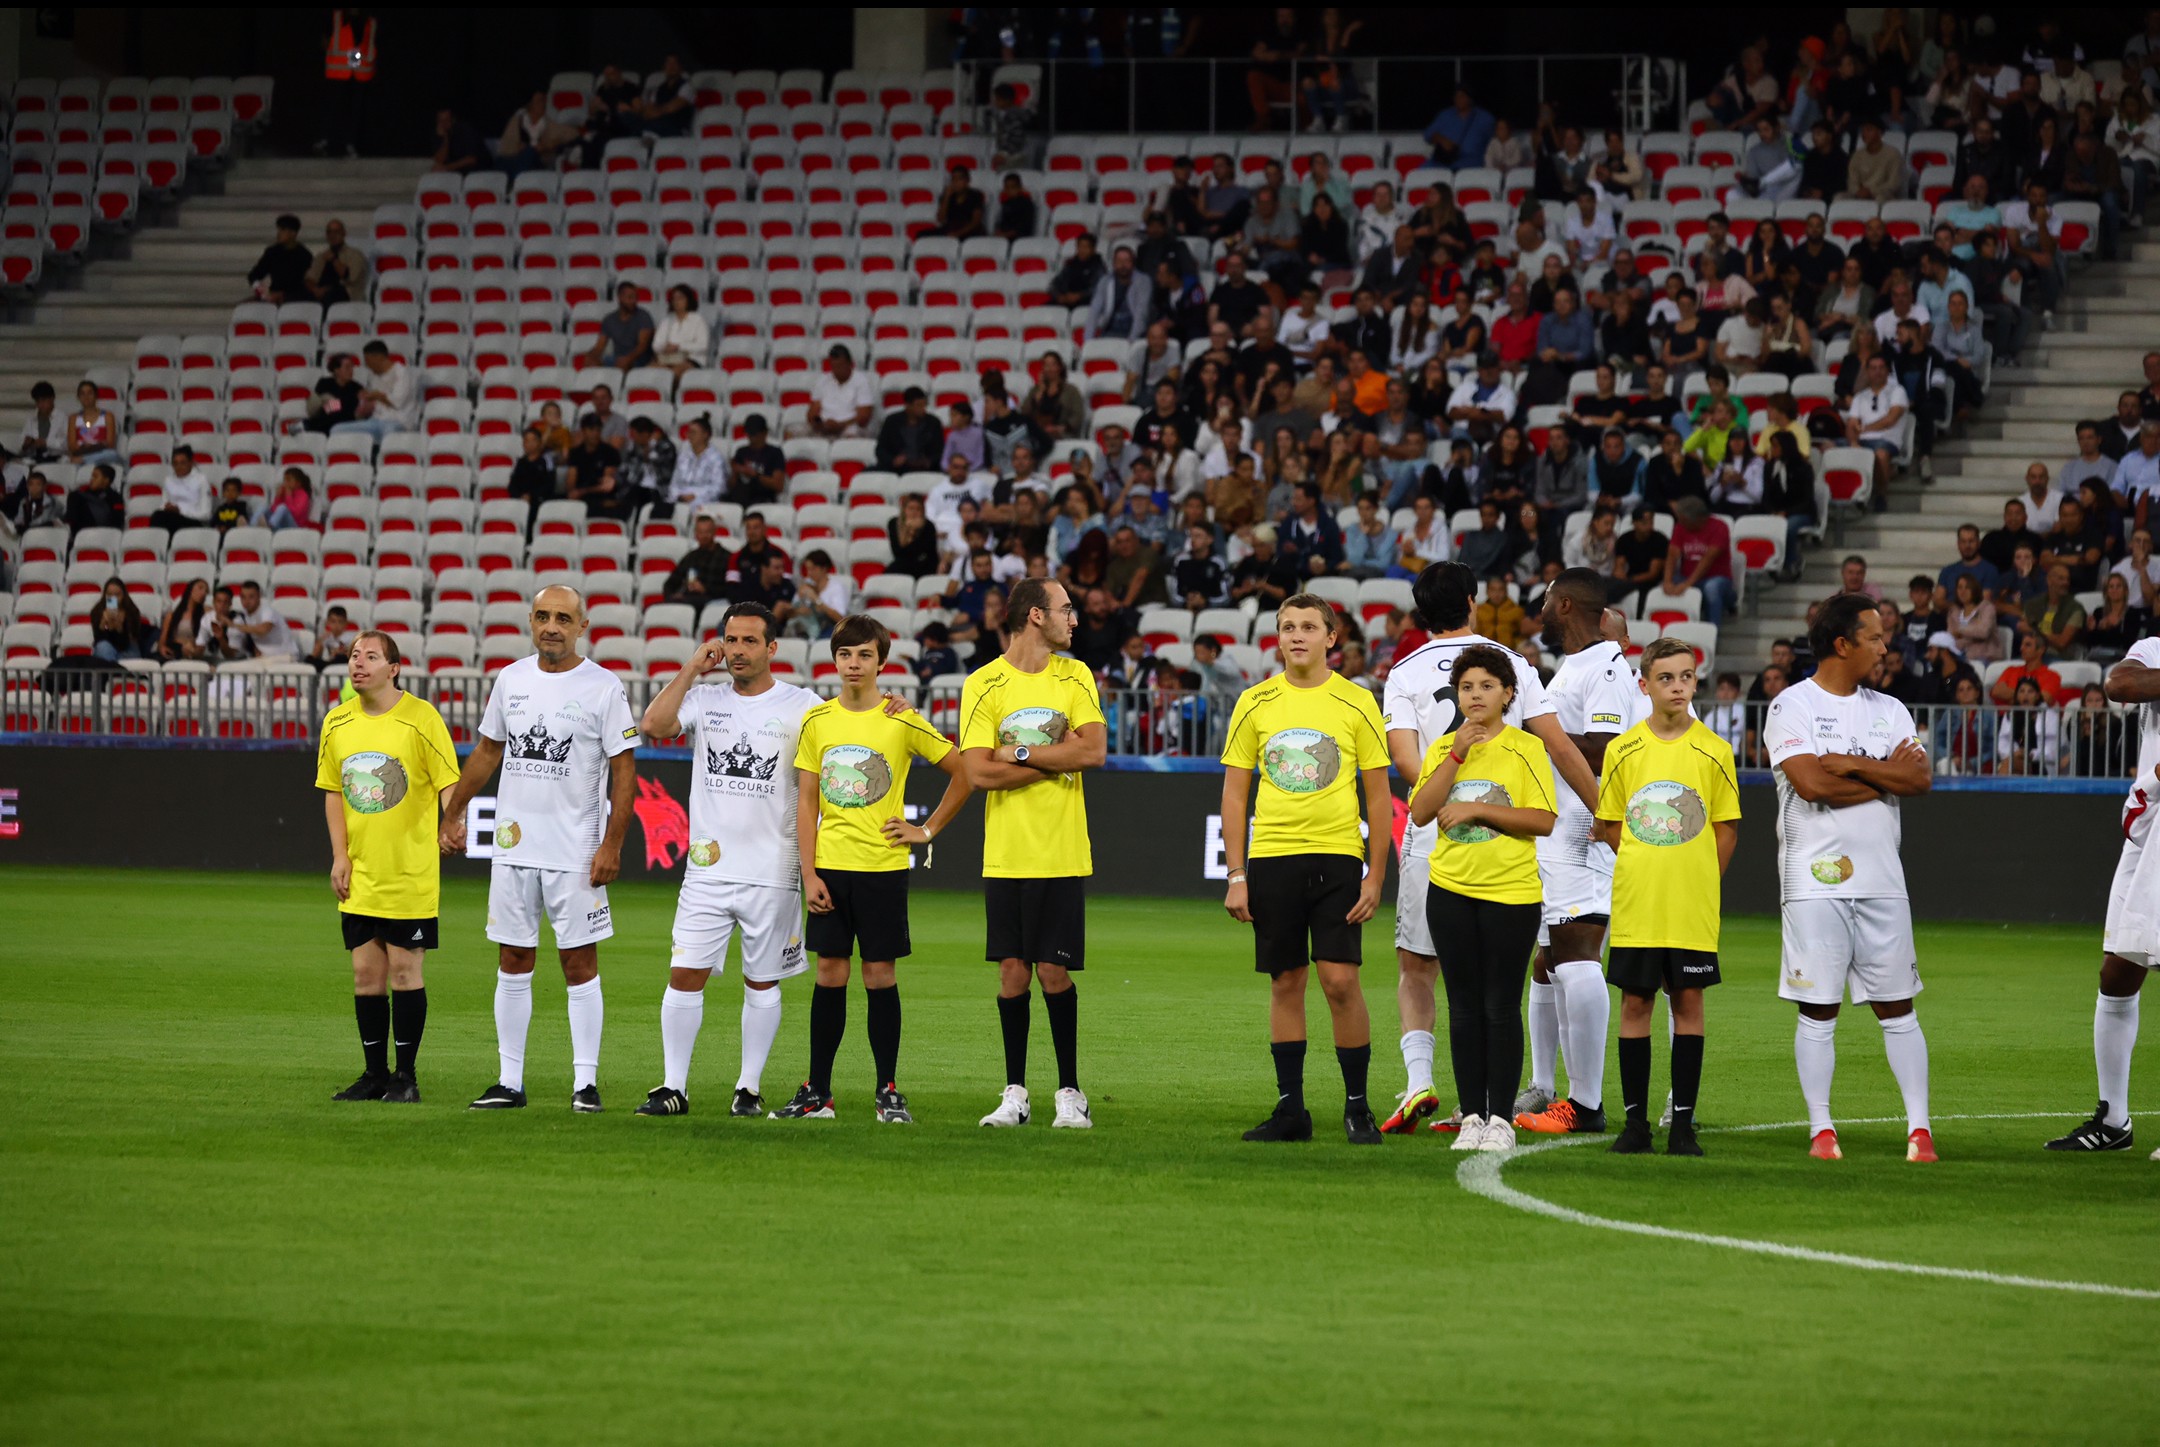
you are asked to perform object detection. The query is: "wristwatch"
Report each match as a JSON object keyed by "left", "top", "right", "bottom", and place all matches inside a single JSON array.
[{"left": 1012, "top": 744, "right": 1031, "bottom": 764}]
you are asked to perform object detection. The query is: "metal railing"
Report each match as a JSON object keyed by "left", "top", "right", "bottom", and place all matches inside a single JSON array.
[
  {"left": 4, "top": 664, "right": 2144, "bottom": 786},
  {"left": 954, "top": 53, "right": 1680, "bottom": 141}
]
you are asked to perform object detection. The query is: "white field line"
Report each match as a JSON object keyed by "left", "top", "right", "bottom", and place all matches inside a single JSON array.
[{"left": 1455, "top": 1113, "right": 2160, "bottom": 1301}]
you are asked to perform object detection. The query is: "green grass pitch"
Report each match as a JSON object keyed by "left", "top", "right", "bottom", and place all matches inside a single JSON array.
[{"left": 3, "top": 866, "right": 2157, "bottom": 1445}]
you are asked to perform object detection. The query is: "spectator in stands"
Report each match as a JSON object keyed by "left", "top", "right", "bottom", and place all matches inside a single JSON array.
[
  {"left": 148, "top": 445, "right": 210, "bottom": 534},
  {"left": 2042, "top": 496, "right": 2108, "bottom": 591},
  {"left": 507, "top": 426, "right": 556, "bottom": 524},
  {"left": 885, "top": 493, "right": 939, "bottom": 579},
  {"left": 1658, "top": 288, "right": 1710, "bottom": 384},
  {"left": 306, "top": 352, "right": 363, "bottom": 436},
  {"left": 1243, "top": 8, "right": 1313, "bottom": 131},
  {"left": 873, "top": 387, "right": 943, "bottom": 474},
  {"left": 1105, "top": 523, "right": 1168, "bottom": 610},
  {"left": 1663, "top": 496, "right": 1736, "bottom": 624},
  {"left": 1797, "top": 121, "right": 1850, "bottom": 201},
  {"left": 210, "top": 476, "right": 250, "bottom": 533},
  {"left": 1946, "top": 572, "right": 2000, "bottom": 664},
  {"left": 936, "top": 400, "right": 985, "bottom": 474},
  {"left": 735, "top": 549, "right": 794, "bottom": 616},
  {"left": 661, "top": 514, "right": 729, "bottom": 606},
  {"left": 60, "top": 462, "right": 119, "bottom": 535},
  {"left": 1953, "top": 114, "right": 2016, "bottom": 202},
  {"left": 2093, "top": 390, "right": 2145, "bottom": 461},
  {"left": 2085, "top": 572, "right": 2143, "bottom": 666},
  {"left": 1049, "top": 234, "right": 1106, "bottom": 311},
  {"left": 2117, "top": 420, "right": 2160, "bottom": 536},
  {"left": 1200, "top": 154, "right": 1254, "bottom": 239},
  {"left": 13, "top": 381, "right": 58, "bottom": 466},
  {"left": 1713, "top": 297, "right": 1769, "bottom": 377},
  {"left": 1357, "top": 224, "right": 1424, "bottom": 307},
  {"left": 2117, "top": 527, "right": 2160, "bottom": 613},
  {"left": 1328, "top": 286, "right": 1388, "bottom": 370},
  {"left": 1524, "top": 287, "right": 1592, "bottom": 407},
  {"left": 65, "top": 380, "right": 121, "bottom": 473},
  {"left": 684, "top": 413, "right": 759, "bottom": 508},
  {"left": 1642, "top": 428, "right": 1707, "bottom": 513},
  {"left": 980, "top": 382, "right": 1046, "bottom": 474},
  {"left": 1337, "top": 495, "right": 1396, "bottom": 581},
  {"left": 650, "top": 285, "right": 709, "bottom": 378},
  {"left": 1812, "top": 254, "right": 1874, "bottom": 344},
  {"left": 2059, "top": 422, "right": 2118, "bottom": 505},
  {"left": 310, "top": 605, "right": 357, "bottom": 669},
  {"left": 990, "top": 172, "right": 1037, "bottom": 243},
  {"left": 583, "top": 281, "right": 654, "bottom": 375},
  {"left": 1424, "top": 87, "right": 1495, "bottom": 169},
  {"left": 1229, "top": 524, "right": 1297, "bottom": 609},
  {"left": 497, "top": 92, "right": 575, "bottom": 178},
  {"left": 1708, "top": 46, "right": 1781, "bottom": 129},
  {"left": 1443, "top": 353, "right": 1514, "bottom": 446},
  {"left": 561, "top": 411, "right": 619, "bottom": 499},
  {"left": 586, "top": 66, "right": 642, "bottom": 142},
  {"left": 1298, "top": 193, "right": 1353, "bottom": 288},
  {"left": 233, "top": 581, "right": 298, "bottom": 661},
  {"left": 1069, "top": 585, "right": 1132, "bottom": 671},
  {"left": 1021, "top": 353, "right": 1087, "bottom": 443},
  {"left": 156, "top": 578, "right": 210, "bottom": 662},
  {"left": 327, "top": 341, "right": 416, "bottom": 447},
  {"left": 430, "top": 108, "right": 488, "bottom": 174},
  {"left": 2, "top": 469, "right": 61, "bottom": 535},
  {"left": 797, "top": 345, "right": 874, "bottom": 441},
  {"left": 930, "top": 165, "right": 987, "bottom": 240},
  {"left": 305, "top": 219, "right": 367, "bottom": 309},
  {"left": 1936, "top": 522, "right": 2000, "bottom": 598},
  {"left": 1992, "top": 630, "right": 2068, "bottom": 706},
  {"left": 246, "top": 213, "right": 314, "bottom": 307},
  {"left": 786, "top": 550, "right": 849, "bottom": 640},
  {"left": 1456, "top": 498, "right": 1511, "bottom": 579},
  {"left": 642, "top": 55, "right": 694, "bottom": 138},
  {"left": 1841, "top": 352, "right": 1909, "bottom": 496},
  {"left": 619, "top": 414, "right": 677, "bottom": 505},
  {"left": 1086, "top": 245, "right": 1152, "bottom": 344}
]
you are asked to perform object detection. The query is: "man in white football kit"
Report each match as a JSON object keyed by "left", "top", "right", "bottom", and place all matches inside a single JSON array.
[
  {"left": 1765, "top": 594, "right": 1937, "bottom": 1162},
  {"left": 441, "top": 586, "right": 638, "bottom": 1112},
  {"left": 1514, "top": 572, "right": 1647, "bottom": 1136},
  {"left": 1378, "top": 562, "right": 1601, "bottom": 1134},
  {"left": 633, "top": 602, "right": 816, "bottom": 1119},
  {"left": 2045, "top": 637, "right": 2160, "bottom": 1155}
]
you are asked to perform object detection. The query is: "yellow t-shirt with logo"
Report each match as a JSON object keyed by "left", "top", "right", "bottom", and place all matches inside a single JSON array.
[
  {"left": 1416, "top": 725, "right": 1554, "bottom": 905},
  {"left": 958, "top": 654, "right": 1105, "bottom": 878},
  {"left": 793, "top": 698, "right": 955, "bottom": 872},
  {"left": 1595, "top": 720, "right": 1742, "bottom": 952},
  {"left": 1221, "top": 672, "right": 1389, "bottom": 860},
  {"left": 315, "top": 691, "right": 461, "bottom": 918}
]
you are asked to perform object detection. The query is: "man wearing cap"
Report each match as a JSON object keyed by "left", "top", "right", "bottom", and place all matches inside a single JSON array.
[
  {"left": 1444, "top": 354, "right": 1517, "bottom": 446},
  {"left": 249, "top": 214, "right": 315, "bottom": 304},
  {"left": 796, "top": 345, "right": 875, "bottom": 440}
]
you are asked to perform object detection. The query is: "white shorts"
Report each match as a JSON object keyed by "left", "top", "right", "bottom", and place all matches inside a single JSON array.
[
  {"left": 671, "top": 877, "right": 807, "bottom": 982},
  {"left": 1538, "top": 848, "right": 1614, "bottom": 931},
  {"left": 1777, "top": 896, "right": 1922, "bottom": 1005},
  {"left": 2102, "top": 804, "right": 2159, "bottom": 968},
  {"left": 487, "top": 862, "right": 613, "bottom": 950},
  {"left": 1395, "top": 850, "right": 1434, "bottom": 956}
]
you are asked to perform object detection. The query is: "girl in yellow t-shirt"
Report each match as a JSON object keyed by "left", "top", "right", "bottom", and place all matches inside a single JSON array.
[{"left": 1408, "top": 644, "right": 1558, "bottom": 1153}]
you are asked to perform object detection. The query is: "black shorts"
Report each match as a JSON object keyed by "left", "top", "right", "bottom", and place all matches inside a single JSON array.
[
  {"left": 984, "top": 876, "right": 1086, "bottom": 970},
  {"left": 805, "top": 868, "right": 913, "bottom": 962},
  {"left": 340, "top": 913, "right": 439, "bottom": 952},
  {"left": 1607, "top": 946, "right": 1722, "bottom": 996},
  {"left": 1247, "top": 853, "right": 1365, "bottom": 975}
]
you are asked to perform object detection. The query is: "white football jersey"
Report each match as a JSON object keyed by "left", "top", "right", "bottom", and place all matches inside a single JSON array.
[
  {"left": 1384, "top": 632, "right": 1555, "bottom": 858},
  {"left": 1536, "top": 640, "right": 1642, "bottom": 867},
  {"left": 1766, "top": 678, "right": 1922, "bottom": 901},
  {"left": 479, "top": 656, "right": 638, "bottom": 873},
  {"left": 2121, "top": 638, "right": 2160, "bottom": 831},
  {"left": 680, "top": 675, "right": 819, "bottom": 888}
]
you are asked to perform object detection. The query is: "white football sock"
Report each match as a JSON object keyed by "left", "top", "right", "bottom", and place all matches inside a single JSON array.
[
  {"left": 661, "top": 986, "right": 705, "bottom": 1094},
  {"left": 1879, "top": 1011, "right": 1929, "bottom": 1133},
  {"left": 1400, "top": 1029, "right": 1436, "bottom": 1096},
  {"left": 493, "top": 969, "right": 533, "bottom": 1093},
  {"left": 738, "top": 983, "right": 783, "bottom": 1093},
  {"left": 1794, "top": 1014, "right": 1837, "bottom": 1134},
  {"left": 1553, "top": 960, "right": 1609, "bottom": 1109},
  {"left": 2096, "top": 992, "right": 2140, "bottom": 1129},
  {"left": 1527, "top": 980, "right": 1560, "bottom": 1094},
  {"left": 566, "top": 976, "right": 603, "bottom": 1091}
]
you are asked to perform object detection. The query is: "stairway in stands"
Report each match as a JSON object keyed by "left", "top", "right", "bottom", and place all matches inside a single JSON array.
[
  {"left": 1722, "top": 236, "right": 2160, "bottom": 667},
  {"left": 0, "top": 157, "right": 420, "bottom": 406}
]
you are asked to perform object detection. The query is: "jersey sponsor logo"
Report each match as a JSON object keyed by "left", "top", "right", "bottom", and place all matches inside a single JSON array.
[
  {"left": 997, "top": 706, "right": 1069, "bottom": 746},
  {"left": 687, "top": 838, "right": 720, "bottom": 867},
  {"left": 818, "top": 744, "right": 894, "bottom": 807},
  {"left": 1260, "top": 728, "right": 1341, "bottom": 793},
  {"left": 340, "top": 751, "right": 409, "bottom": 814},
  {"left": 1809, "top": 854, "right": 1856, "bottom": 885},
  {"left": 620, "top": 726, "right": 638, "bottom": 741},
  {"left": 1443, "top": 778, "right": 1511, "bottom": 843},
  {"left": 496, "top": 821, "right": 521, "bottom": 850},
  {"left": 705, "top": 731, "right": 782, "bottom": 783},
  {"left": 507, "top": 722, "right": 574, "bottom": 764},
  {"left": 1625, "top": 780, "right": 1708, "bottom": 846},
  {"left": 1591, "top": 712, "right": 1624, "bottom": 727}
]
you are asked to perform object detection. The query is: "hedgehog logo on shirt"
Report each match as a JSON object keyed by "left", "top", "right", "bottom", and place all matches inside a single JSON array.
[
  {"left": 1625, "top": 780, "right": 1709, "bottom": 846},
  {"left": 818, "top": 744, "right": 893, "bottom": 808},
  {"left": 1260, "top": 728, "right": 1341, "bottom": 793}
]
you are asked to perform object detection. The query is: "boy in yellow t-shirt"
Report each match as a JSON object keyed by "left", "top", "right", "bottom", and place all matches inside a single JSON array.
[
  {"left": 1595, "top": 637, "right": 1741, "bottom": 1157},
  {"left": 1219, "top": 595, "right": 1394, "bottom": 1145},
  {"left": 785, "top": 615, "right": 973, "bottom": 1123},
  {"left": 314, "top": 630, "right": 460, "bottom": 1104}
]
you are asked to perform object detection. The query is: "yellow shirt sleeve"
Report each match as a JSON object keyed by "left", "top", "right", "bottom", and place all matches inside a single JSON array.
[
  {"left": 1350, "top": 686, "right": 1389, "bottom": 770},
  {"left": 420, "top": 704, "right": 460, "bottom": 795},
  {"left": 1412, "top": 733, "right": 1452, "bottom": 798},
  {"left": 958, "top": 672, "right": 996, "bottom": 752},
  {"left": 314, "top": 716, "right": 341, "bottom": 791},
  {"left": 905, "top": 709, "right": 954, "bottom": 764},
  {"left": 1063, "top": 660, "right": 1106, "bottom": 730},
  {"left": 792, "top": 707, "right": 823, "bottom": 773},
  {"left": 1516, "top": 733, "right": 1557, "bottom": 812},
  {"left": 1220, "top": 687, "right": 1260, "bottom": 769},
  {"left": 1594, "top": 736, "right": 1630, "bottom": 822},
  {"left": 1704, "top": 731, "right": 1742, "bottom": 822}
]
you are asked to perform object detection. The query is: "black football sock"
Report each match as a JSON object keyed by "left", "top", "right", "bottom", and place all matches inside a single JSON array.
[
  {"left": 1336, "top": 1043, "right": 1370, "bottom": 1107},
  {"left": 1043, "top": 985, "right": 1079, "bottom": 1092},
  {"left": 390, "top": 988, "right": 427, "bottom": 1076},
  {"left": 1271, "top": 1040, "right": 1307, "bottom": 1113},
  {"left": 997, "top": 991, "right": 1030, "bottom": 1087},
  {"left": 1619, "top": 1035, "right": 1652, "bottom": 1125},
  {"left": 355, "top": 994, "right": 390, "bottom": 1076},
  {"left": 1671, "top": 1033, "right": 1705, "bottom": 1123},
  {"left": 807, "top": 984, "right": 847, "bottom": 1095},
  {"left": 866, "top": 984, "right": 901, "bottom": 1088}
]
